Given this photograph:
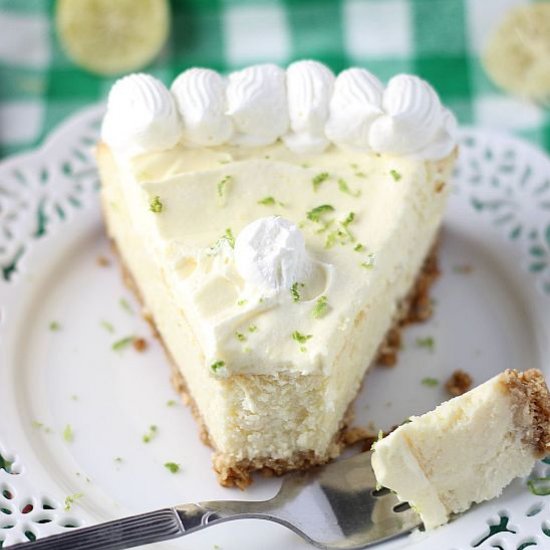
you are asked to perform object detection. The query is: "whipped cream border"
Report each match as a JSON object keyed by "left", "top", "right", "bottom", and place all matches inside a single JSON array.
[{"left": 101, "top": 61, "right": 457, "bottom": 160}]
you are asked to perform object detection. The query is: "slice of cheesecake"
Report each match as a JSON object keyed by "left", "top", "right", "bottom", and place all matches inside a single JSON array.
[
  {"left": 97, "top": 61, "right": 458, "bottom": 487},
  {"left": 372, "top": 369, "right": 550, "bottom": 529}
]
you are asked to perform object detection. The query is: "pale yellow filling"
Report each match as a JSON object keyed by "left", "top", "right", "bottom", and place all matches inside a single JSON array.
[
  {"left": 372, "top": 375, "right": 537, "bottom": 529},
  {"left": 124, "top": 142, "right": 449, "bottom": 378},
  {"left": 100, "top": 141, "right": 452, "bottom": 461}
]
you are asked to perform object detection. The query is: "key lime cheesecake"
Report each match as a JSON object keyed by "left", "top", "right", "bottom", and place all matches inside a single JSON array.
[
  {"left": 372, "top": 369, "right": 550, "bottom": 529},
  {"left": 97, "top": 61, "right": 457, "bottom": 487}
]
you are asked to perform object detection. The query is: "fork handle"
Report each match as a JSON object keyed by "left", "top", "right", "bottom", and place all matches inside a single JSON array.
[{"left": 7, "top": 505, "right": 208, "bottom": 550}]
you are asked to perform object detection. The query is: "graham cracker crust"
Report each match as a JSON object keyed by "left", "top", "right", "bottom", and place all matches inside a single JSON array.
[
  {"left": 445, "top": 369, "right": 473, "bottom": 397},
  {"left": 377, "top": 242, "right": 439, "bottom": 366},
  {"left": 502, "top": 369, "right": 550, "bottom": 457},
  {"left": 110, "top": 235, "right": 441, "bottom": 488}
]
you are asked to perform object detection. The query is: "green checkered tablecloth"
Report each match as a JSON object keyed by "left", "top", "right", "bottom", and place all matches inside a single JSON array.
[{"left": 0, "top": 0, "right": 549, "bottom": 160}]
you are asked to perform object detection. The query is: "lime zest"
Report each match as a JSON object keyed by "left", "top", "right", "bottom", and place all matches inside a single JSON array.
[
  {"left": 210, "top": 360, "right": 225, "bottom": 372},
  {"left": 258, "top": 196, "right": 285, "bottom": 207},
  {"left": 149, "top": 195, "right": 163, "bottom": 213},
  {"left": 112, "top": 336, "right": 134, "bottom": 351},
  {"left": 312, "top": 296, "right": 329, "bottom": 319},
  {"left": 64, "top": 492, "right": 84, "bottom": 512},
  {"left": 312, "top": 172, "right": 330, "bottom": 191},
  {"left": 390, "top": 170, "right": 402, "bottom": 182},
  {"left": 307, "top": 204, "right": 334, "bottom": 223},
  {"left": 164, "top": 462, "right": 181, "bottom": 474},
  {"left": 416, "top": 336, "right": 435, "bottom": 352},
  {"left": 63, "top": 424, "right": 74, "bottom": 443},
  {"left": 142, "top": 425, "right": 158, "bottom": 443},
  {"left": 290, "top": 282, "right": 305, "bottom": 302},
  {"left": 119, "top": 297, "right": 134, "bottom": 315},
  {"left": 100, "top": 320, "right": 115, "bottom": 333},
  {"left": 360, "top": 254, "right": 375, "bottom": 269},
  {"left": 338, "top": 178, "right": 361, "bottom": 197},
  {"left": 217, "top": 175, "right": 232, "bottom": 200},
  {"left": 292, "top": 331, "right": 312, "bottom": 344}
]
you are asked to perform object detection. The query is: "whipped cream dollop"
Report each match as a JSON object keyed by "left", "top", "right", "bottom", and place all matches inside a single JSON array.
[
  {"left": 102, "top": 63, "right": 457, "bottom": 160},
  {"left": 325, "top": 68, "right": 384, "bottom": 149},
  {"left": 101, "top": 74, "right": 182, "bottom": 156},
  {"left": 171, "top": 68, "right": 233, "bottom": 146},
  {"left": 226, "top": 64, "right": 289, "bottom": 147},
  {"left": 284, "top": 60, "right": 335, "bottom": 154},
  {"left": 234, "top": 216, "right": 312, "bottom": 293},
  {"left": 368, "top": 75, "right": 457, "bottom": 159}
]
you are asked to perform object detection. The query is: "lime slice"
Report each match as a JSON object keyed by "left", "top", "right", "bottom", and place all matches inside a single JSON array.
[
  {"left": 56, "top": 0, "right": 170, "bottom": 76},
  {"left": 483, "top": 4, "right": 550, "bottom": 105}
]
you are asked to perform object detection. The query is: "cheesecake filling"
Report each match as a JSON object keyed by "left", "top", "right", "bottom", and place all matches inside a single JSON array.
[
  {"left": 100, "top": 140, "right": 453, "bottom": 465},
  {"left": 98, "top": 61, "right": 458, "bottom": 482},
  {"left": 99, "top": 62, "right": 455, "bottom": 377},
  {"left": 113, "top": 142, "right": 450, "bottom": 378},
  {"left": 371, "top": 369, "right": 550, "bottom": 529}
]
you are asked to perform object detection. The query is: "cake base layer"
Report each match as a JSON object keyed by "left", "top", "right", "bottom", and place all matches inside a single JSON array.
[{"left": 111, "top": 235, "right": 440, "bottom": 488}]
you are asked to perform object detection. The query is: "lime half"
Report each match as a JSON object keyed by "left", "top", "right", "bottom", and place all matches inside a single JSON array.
[
  {"left": 56, "top": 0, "right": 170, "bottom": 76},
  {"left": 483, "top": 4, "right": 550, "bottom": 105}
]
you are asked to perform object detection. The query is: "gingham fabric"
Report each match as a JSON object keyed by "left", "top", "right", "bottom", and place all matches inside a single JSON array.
[{"left": 0, "top": 0, "right": 549, "bottom": 160}]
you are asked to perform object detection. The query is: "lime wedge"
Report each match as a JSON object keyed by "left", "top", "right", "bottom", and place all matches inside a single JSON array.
[
  {"left": 56, "top": 0, "right": 170, "bottom": 76},
  {"left": 483, "top": 4, "right": 550, "bottom": 105}
]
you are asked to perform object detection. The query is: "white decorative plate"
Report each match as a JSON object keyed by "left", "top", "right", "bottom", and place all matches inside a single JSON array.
[{"left": 1, "top": 106, "right": 550, "bottom": 550}]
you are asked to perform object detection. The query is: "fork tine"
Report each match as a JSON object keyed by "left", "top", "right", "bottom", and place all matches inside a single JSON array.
[{"left": 262, "top": 451, "right": 422, "bottom": 549}]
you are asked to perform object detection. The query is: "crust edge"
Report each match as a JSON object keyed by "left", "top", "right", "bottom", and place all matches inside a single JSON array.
[{"left": 501, "top": 368, "right": 550, "bottom": 458}]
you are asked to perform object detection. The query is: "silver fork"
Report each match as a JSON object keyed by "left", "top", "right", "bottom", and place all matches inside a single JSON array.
[{"left": 9, "top": 452, "right": 421, "bottom": 549}]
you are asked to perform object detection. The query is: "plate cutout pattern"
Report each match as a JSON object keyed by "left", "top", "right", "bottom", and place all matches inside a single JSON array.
[
  {"left": 453, "top": 133, "right": 550, "bottom": 296},
  {"left": 0, "top": 443, "right": 82, "bottom": 546}
]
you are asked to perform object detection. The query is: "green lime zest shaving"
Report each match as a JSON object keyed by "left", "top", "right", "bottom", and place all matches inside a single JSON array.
[
  {"left": 142, "top": 425, "right": 158, "bottom": 443},
  {"left": 164, "top": 462, "right": 181, "bottom": 474},
  {"left": 149, "top": 195, "right": 163, "bottom": 213},
  {"left": 307, "top": 204, "right": 335, "bottom": 223},
  {"left": 338, "top": 178, "right": 361, "bottom": 197},
  {"left": 416, "top": 336, "right": 435, "bottom": 352},
  {"left": 312, "top": 296, "right": 329, "bottom": 319},
  {"left": 290, "top": 282, "right": 305, "bottom": 302},
  {"left": 390, "top": 170, "right": 402, "bottom": 182},
  {"left": 64, "top": 493, "right": 84, "bottom": 511},
  {"left": 312, "top": 172, "right": 330, "bottom": 191},
  {"left": 112, "top": 336, "right": 134, "bottom": 351},
  {"left": 292, "top": 331, "right": 312, "bottom": 344},
  {"left": 360, "top": 254, "right": 375, "bottom": 269},
  {"left": 63, "top": 424, "right": 74, "bottom": 443},
  {"left": 217, "top": 175, "right": 232, "bottom": 199},
  {"left": 210, "top": 360, "right": 225, "bottom": 372}
]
